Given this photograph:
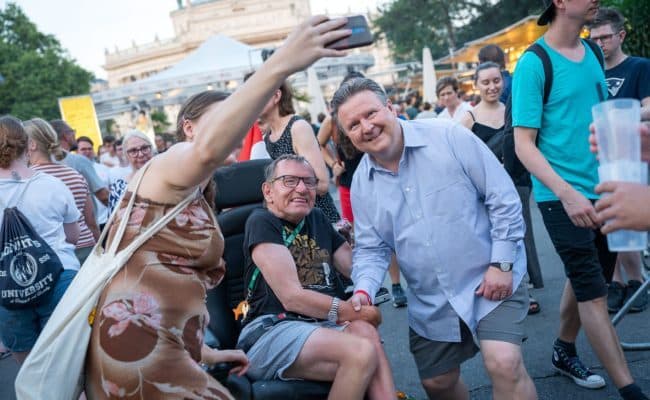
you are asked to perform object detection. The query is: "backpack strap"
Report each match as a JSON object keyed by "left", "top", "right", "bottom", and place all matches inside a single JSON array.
[
  {"left": 583, "top": 38, "right": 605, "bottom": 70},
  {"left": 0, "top": 172, "right": 42, "bottom": 210},
  {"left": 526, "top": 43, "right": 553, "bottom": 105}
]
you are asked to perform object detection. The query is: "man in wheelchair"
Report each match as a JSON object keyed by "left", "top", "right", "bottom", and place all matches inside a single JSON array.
[{"left": 237, "top": 154, "right": 396, "bottom": 399}]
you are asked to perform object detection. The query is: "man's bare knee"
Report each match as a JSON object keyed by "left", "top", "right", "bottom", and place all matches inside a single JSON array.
[
  {"left": 347, "top": 320, "right": 381, "bottom": 342},
  {"left": 483, "top": 347, "right": 524, "bottom": 383},
  {"left": 421, "top": 369, "right": 460, "bottom": 395}
]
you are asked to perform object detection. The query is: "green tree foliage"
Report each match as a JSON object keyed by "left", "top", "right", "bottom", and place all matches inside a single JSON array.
[
  {"left": 150, "top": 109, "right": 171, "bottom": 134},
  {"left": 0, "top": 3, "right": 93, "bottom": 120},
  {"left": 373, "top": 0, "right": 542, "bottom": 62},
  {"left": 601, "top": 0, "right": 650, "bottom": 58}
]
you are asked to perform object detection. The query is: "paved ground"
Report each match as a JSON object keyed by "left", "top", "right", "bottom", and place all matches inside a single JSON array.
[{"left": 2, "top": 198, "right": 649, "bottom": 399}]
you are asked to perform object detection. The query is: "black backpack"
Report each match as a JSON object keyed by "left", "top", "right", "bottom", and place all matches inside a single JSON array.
[
  {"left": 0, "top": 174, "right": 64, "bottom": 309},
  {"left": 502, "top": 39, "right": 605, "bottom": 187}
]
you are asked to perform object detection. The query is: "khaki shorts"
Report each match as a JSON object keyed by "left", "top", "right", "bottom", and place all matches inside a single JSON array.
[{"left": 409, "top": 280, "right": 529, "bottom": 379}]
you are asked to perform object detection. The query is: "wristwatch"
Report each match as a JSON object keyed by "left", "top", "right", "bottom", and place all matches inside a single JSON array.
[
  {"left": 489, "top": 262, "right": 513, "bottom": 272},
  {"left": 328, "top": 297, "right": 340, "bottom": 323}
]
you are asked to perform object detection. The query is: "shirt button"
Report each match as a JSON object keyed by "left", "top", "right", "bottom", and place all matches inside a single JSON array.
[
  {"left": 405, "top": 186, "right": 411, "bottom": 192},
  {"left": 425, "top": 242, "right": 431, "bottom": 246}
]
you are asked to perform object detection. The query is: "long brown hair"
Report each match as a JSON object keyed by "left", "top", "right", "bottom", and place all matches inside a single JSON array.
[
  {"left": 175, "top": 90, "right": 230, "bottom": 208},
  {"left": 0, "top": 115, "right": 27, "bottom": 168},
  {"left": 277, "top": 81, "right": 295, "bottom": 117}
]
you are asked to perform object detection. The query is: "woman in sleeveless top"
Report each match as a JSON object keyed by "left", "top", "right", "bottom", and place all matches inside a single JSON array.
[
  {"left": 460, "top": 61, "right": 543, "bottom": 315},
  {"left": 460, "top": 62, "right": 506, "bottom": 146},
  {"left": 261, "top": 81, "right": 341, "bottom": 223},
  {"left": 84, "top": 17, "right": 352, "bottom": 399}
]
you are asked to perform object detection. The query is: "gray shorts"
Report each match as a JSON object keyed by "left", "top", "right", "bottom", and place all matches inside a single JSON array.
[
  {"left": 238, "top": 315, "right": 346, "bottom": 381},
  {"left": 409, "top": 280, "right": 529, "bottom": 380}
]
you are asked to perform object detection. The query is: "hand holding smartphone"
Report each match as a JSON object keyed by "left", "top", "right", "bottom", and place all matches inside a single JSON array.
[{"left": 326, "top": 15, "right": 374, "bottom": 50}]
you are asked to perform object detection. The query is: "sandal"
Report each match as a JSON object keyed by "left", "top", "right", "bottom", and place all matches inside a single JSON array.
[
  {"left": 528, "top": 295, "right": 541, "bottom": 315},
  {"left": 0, "top": 351, "right": 10, "bottom": 360}
]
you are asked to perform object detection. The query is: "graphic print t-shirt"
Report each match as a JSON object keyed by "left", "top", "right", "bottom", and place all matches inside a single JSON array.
[{"left": 242, "top": 207, "right": 346, "bottom": 324}]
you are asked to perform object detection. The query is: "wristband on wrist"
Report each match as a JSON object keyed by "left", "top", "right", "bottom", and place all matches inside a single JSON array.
[
  {"left": 354, "top": 290, "right": 372, "bottom": 305},
  {"left": 328, "top": 297, "right": 340, "bottom": 323}
]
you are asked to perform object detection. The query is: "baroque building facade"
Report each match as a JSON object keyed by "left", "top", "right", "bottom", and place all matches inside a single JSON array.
[{"left": 104, "top": 0, "right": 312, "bottom": 88}]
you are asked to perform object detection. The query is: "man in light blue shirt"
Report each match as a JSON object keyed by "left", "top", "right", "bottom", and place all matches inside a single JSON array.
[{"left": 331, "top": 78, "right": 536, "bottom": 400}]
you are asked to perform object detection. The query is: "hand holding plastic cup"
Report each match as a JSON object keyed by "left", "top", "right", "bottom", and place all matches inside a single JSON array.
[{"left": 592, "top": 99, "right": 648, "bottom": 251}]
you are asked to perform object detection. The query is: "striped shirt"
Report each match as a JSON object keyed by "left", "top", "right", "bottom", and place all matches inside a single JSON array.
[{"left": 31, "top": 163, "right": 96, "bottom": 249}]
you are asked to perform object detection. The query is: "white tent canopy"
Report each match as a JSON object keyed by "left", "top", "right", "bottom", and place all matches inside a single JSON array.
[{"left": 92, "top": 34, "right": 374, "bottom": 120}]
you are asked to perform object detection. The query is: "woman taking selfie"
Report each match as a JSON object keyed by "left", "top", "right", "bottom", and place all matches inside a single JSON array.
[{"left": 83, "top": 16, "right": 351, "bottom": 399}]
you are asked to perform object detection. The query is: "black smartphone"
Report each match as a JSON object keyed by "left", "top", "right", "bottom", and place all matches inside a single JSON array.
[{"left": 326, "top": 15, "right": 374, "bottom": 50}]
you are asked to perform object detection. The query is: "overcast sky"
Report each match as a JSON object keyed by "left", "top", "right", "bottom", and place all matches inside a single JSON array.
[{"left": 2, "top": 0, "right": 389, "bottom": 78}]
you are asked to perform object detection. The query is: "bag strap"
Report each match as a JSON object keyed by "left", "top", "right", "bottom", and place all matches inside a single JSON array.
[
  {"left": 104, "top": 162, "right": 152, "bottom": 255},
  {"left": 526, "top": 43, "right": 553, "bottom": 105},
  {"left": 583, "top": 38, "right": 605, "bottom": 70},
  {"left": 103, "top": 161, "right": 200, "bottom": 257},
  {"left": 0, "top": 172, "right": 41, "bottom": 210}
]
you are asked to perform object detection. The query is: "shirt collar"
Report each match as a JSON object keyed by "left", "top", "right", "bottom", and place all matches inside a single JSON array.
[{"left": 366, "top": 119, "right": 428, "bottom": 178}]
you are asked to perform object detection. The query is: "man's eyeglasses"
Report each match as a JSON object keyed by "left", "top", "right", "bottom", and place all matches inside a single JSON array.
[
  {"left": 590, "top": 33, "right": 617, "bottom": 43},
  {"left": 126, "top": 145, "right": 152, "bottom": 157},
  {"left": 270, "top": 175, "right": 318, "bottom": 189}
]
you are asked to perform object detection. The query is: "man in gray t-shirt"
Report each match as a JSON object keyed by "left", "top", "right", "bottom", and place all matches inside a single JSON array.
[{"left": 50, "top": 119, "right": 109, "bottom": 206}]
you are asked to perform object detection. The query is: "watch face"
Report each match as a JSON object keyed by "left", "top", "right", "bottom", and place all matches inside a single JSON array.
[{"left": 500, "top": 262, "right": 513, "bottom": 272}]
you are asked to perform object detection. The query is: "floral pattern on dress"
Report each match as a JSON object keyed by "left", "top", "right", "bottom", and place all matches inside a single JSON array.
[
  {"left": 86, "top": 190, "right": 233, "bottom": 399},
  {"left": 101, "top": 292, "right": 162, "bottom": 338}
]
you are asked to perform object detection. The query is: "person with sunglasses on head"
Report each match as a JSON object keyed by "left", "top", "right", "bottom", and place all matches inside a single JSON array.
[
  {"left": 589, "top": 6, "right": 650, "bottom": 314},
  {"left": 239, "top": 154, "right": 397, "bottom": 400},
  {"left": 106, "top": 130, "right": 155, "bottom": 215}
]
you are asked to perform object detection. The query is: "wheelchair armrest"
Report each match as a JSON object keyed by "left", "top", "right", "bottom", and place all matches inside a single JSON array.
[{"left": 226, "top": 373, "right": 253, "bottom": 400}]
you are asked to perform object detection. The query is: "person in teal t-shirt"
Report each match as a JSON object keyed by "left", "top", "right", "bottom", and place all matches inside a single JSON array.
[{"left": 512, "top": 1, "right": 648, "bottom": 399}]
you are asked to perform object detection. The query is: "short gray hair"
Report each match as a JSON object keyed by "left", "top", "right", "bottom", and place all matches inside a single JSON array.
[
  {"left": 122, "top": 130, "right": 156, "bottom": 158},
  {"left": 264, "top": 154, "right": 315, "bottom": 181},
  {"left": 330, "top": 78, "right": 388, "bottom": 133}
]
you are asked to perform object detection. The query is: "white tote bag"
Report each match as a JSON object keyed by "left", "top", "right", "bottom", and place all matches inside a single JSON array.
[{"left": 15, "top": 165, "right": 200, "bottom": 400}]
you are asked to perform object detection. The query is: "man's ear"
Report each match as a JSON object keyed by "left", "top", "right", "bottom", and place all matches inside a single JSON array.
[
  {"left": 620, "top": 30, "right": 627, "bottom": 43},
  {"left": 262, "top": 182, "right": 273, "bottom": 203}
]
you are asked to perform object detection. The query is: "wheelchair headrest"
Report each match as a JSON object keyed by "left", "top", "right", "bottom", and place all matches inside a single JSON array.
[{"left": 213, "top": 159, "right": 272, "bottom": 212}]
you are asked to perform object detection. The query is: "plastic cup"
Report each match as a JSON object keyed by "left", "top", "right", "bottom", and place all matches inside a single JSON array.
[
  {"left": 592, "top": 99, "right": 641, "bottom": 164},
  {"left": 597, "top": 162, "right": 648, "bottom": 251}
]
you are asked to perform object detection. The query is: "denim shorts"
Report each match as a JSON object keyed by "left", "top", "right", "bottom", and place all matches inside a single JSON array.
[
  {"left": 538, "top": 201, "right": 616, "bottom": 302},
  {"left": 0, "top": 268, "right": 77, "bottom": 352}
]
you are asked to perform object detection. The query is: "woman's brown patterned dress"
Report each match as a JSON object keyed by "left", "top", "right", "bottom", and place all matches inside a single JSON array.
[{"left": 86, "top": 192, "right": 233, "bottom": 400}]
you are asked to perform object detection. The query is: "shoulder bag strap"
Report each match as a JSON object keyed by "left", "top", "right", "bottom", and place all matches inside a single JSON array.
[
  {"left": 117, "top": 187, "right": 200, "bottom": 258},
  {"left": 105, "top": 161, "right": 153, "bottom": 256}
]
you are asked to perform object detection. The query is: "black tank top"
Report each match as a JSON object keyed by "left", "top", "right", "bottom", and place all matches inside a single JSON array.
[{"left": 264, "top": 116, "right": 341, "bottom": 223}]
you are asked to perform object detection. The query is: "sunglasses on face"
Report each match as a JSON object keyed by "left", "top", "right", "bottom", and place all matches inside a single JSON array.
[
  {"left": 126, "top": 145, "right": 152, "bottom": 157},
  {"left": 270, "top": 175, "right": 318, "bottom": 189}
]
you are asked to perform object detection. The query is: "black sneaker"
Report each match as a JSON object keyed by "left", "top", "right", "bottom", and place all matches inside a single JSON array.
[
  {"left": 625, "top": 280, "right": 648, "bottom": 313},
  {"left": 552, "top": 346, "right": 605, "bottom": 389},
  {"left": 374, "top": 287, "right": 391, "bottom": 305},
  {"left": 607, "top": 282, "right": 626, "bottom": 313},
  {"left": 392, "top": 284, "right": 407, "bottom": 308}
]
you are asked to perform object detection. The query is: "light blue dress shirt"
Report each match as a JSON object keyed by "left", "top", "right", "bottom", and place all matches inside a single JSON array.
[{"left": 351, "top": 119, "right": 526, "bottom": 342}]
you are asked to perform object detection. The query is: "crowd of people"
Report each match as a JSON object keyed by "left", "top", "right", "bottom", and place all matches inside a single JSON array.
[{"left": 1, "top": 2, "right": 649, "bottom": 399}]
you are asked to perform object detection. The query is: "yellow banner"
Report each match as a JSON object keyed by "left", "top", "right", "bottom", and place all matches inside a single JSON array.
[{"left": 58, "top": 95, "right": 103, "bottom": 151}]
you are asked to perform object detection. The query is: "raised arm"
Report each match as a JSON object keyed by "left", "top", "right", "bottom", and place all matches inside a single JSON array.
[
  {"left": 154, "top": 17, "right": 350, "bottom": 193},
  {"left": 291, "top": 120, "right": 331, "bottom": 195},
  {"left": 317, "top": 116, "right": 337, "bottom": 167}
]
